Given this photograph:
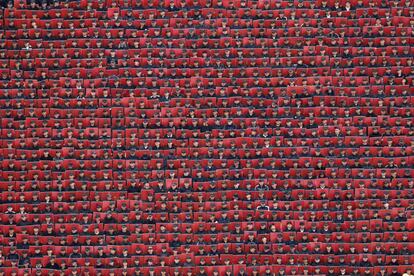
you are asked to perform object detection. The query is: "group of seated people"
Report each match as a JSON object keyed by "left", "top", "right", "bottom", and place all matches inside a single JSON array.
[{"left": 0, "top": 0, "right": 413, "bottom": 275}]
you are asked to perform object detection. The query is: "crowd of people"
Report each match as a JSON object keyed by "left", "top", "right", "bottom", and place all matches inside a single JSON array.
[{"left": 0, "top": 0, "right": 413, "bottom": 275}]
